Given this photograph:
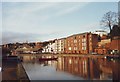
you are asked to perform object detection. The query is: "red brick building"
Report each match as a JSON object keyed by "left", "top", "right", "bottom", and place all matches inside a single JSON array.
[
  {"left": 110, "top": 25, "right": 120, "bottom": 54},
  {"left": 95, "top": 25, "right": 120, "bottom": 55},
  {"left": 35, "top": 42, "right": 42, "bottom": 48},
  {"left": 94, "top": 39, "right": 111, "bottom": 54},
  {"left": 65, "top": 32, "right": 98, "bottom": 54},
  {"left": 110, "top": 36, "right": 120, "bottom": 54}
]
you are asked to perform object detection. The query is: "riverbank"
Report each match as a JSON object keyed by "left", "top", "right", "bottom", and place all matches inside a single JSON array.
[
  {"left": 2, "top": 56, "right": 30, "bottom": 81},
  {"left": 18, "top": 53, "right": 120, "bottom": 59}
]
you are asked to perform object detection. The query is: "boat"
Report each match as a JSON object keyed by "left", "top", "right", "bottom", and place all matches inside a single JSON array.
[{"left": 39, "top": 57, "right": 58, "bottom": 61}]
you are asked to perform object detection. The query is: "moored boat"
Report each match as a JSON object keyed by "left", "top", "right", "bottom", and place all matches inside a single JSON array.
[{"left": 39, "top": 57, "right": 58, "bottom": 61}]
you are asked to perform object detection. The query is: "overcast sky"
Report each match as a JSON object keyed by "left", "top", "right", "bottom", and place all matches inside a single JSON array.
[{"left": 1, "top": 1, "right": 118, "bottom": 44}]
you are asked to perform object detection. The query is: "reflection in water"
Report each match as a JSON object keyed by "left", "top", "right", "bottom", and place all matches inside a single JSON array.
[{"left": 21, "top": 55, "right": 120, "bottom": 80}]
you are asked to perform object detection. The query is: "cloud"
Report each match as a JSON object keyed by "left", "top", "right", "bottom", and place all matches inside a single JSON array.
[
  {"left": 81, "top": 22, "right": 100, "bottom": 31},
  {"left": 62, "top": 22, "right": 100, "bottom": 35},
  {"left": 2, "top": 2, "right": 88, "bottom": 34},
  {"left": 55, "top": 3, "right": 88, "bottom": 17},
  {"left": 2, "top": 2, "right": 58, "bottom": 23},
  {"left": 2, "top": 30, "right": 65, "bottom": 44},
  {"left": 2, "top": 31, "right": 38, "bottom": 44}
]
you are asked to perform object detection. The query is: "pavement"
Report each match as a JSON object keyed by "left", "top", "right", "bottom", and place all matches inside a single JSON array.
[{"left": 2, "top": 56, "right": 30, "bottom": 81}]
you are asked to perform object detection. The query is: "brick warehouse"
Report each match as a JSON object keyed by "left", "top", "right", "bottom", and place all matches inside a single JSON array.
[
  {"left": 94, "top": 25, "right": 120, "bottom": 55},
  {"left": 65, "top": 32, "right": 98, "bottom": 54},
  {"left": 110, "top": 25, "right": 120, "bottom": 54}
]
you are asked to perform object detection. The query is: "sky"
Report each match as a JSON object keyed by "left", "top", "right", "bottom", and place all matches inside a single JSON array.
[{"left": 1, "top": 1, "right": 119, "bottom": 44}]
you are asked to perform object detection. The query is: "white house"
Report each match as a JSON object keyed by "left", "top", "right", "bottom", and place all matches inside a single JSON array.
[{"left": 42, "top": 40, "right": 56, "bottom": 54}]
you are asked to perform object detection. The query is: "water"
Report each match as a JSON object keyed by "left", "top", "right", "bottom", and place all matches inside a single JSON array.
[{"left": 21, "top": 55, "right": 120, "bottom": 80}]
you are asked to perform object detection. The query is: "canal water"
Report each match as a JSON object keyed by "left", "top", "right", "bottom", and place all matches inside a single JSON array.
[{"left": 21, "top": 55, "right": 120, "bottom": 80}]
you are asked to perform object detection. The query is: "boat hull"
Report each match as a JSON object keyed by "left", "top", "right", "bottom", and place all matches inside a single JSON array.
[{"left": 39, "top": 58, "right": 58, "bottom": 61}]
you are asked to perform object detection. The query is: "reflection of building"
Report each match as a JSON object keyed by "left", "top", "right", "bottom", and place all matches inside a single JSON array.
[
  {"left": 65, "top": 32, "right": 98, "bottom": 54},
  {"left": 57, "top": 56, "right": 90, "bottom": 79},
  {"left": 112, "top": 61, "right": 120, "bottom": 81},
  {"left": 22, "top": 56, "right": 36, "bottom": 62},
  {"left": 65, "top": 57, "right": 89, "bottom": 78},
  {"left": 56, "top": 56, "right": 118, "bottom": 80},
  {"left": 89, "top": 59, "right": 100, "bottom": 79}
]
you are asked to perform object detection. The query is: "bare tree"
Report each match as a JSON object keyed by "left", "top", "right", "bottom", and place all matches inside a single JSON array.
[{"left": 100, "top": 11, "right": 118, "bottom": 32}]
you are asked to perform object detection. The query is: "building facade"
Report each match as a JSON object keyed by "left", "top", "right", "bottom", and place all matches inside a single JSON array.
[
  {"left": 94, "top": 39, "right": 111, "bottom": 54},
  {"left": 93, "top": 30, "right": 107, "bottom": 37},
  {"left": 94, "top": 25, "right": 120, "bottom": 55},
  {"left": 88, "top": 33, "right": 99, "bottom": 54},
  {"left": 110, "top": 36, "right": 120, "bottom": 54},
  {"left": 65, "top": 32, "right": 98, "bottom": 54},
  {"left": 42, "top": 40, "right": 56, "bottom": 54},
  {"left": 110, "top": 25, "right": 120, "bottom": 54},
  {"left": 55, "top": 38, "right": 66, "bottom": 54}
]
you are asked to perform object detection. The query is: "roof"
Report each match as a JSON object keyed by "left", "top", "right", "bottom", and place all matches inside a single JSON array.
[
  {"left": 67, "top": 32, "right": 90, "bottom": 38},
  {"left": 16, "top": 47, "right": 40, "bottom": 51},
  {"left": 95, "top": 30, "right": 107, "bottom": 32},
  {"left": 57, "top": 37, "right": 66, "bottom": 40}
]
